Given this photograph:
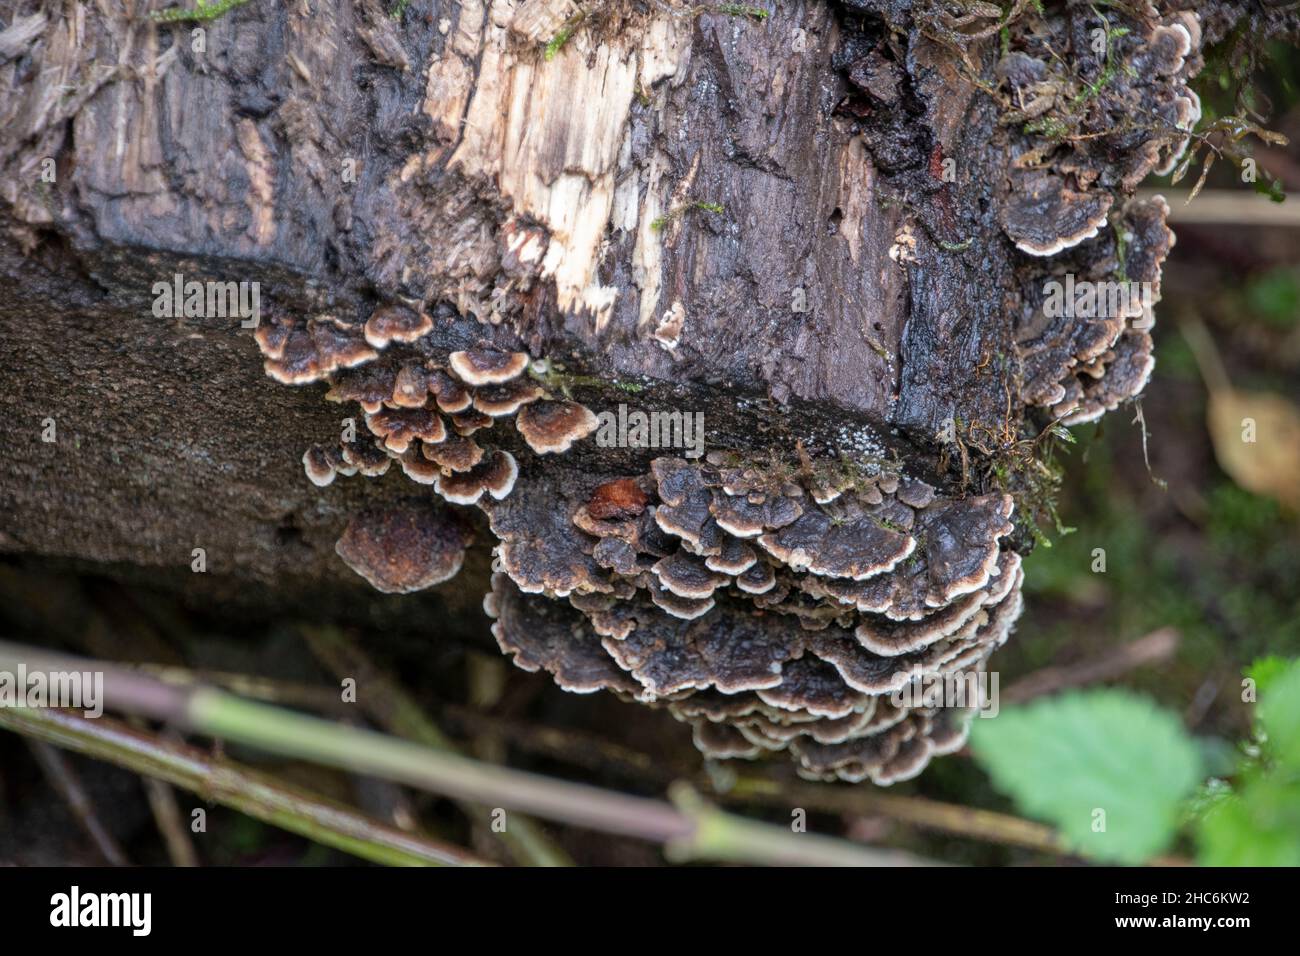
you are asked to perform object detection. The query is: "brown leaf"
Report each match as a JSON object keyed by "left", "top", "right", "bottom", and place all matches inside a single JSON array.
[{"left": 1207, "top": 388, "right": 1300, "bottom": 510}]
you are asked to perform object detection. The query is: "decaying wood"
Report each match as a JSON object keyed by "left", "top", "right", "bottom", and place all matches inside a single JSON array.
[
  {"left": 0, "top": 0, "right": 1243, "bottom": 778},
  {"left": 2, "top": 0, "right": 932, "bottom": 588}
]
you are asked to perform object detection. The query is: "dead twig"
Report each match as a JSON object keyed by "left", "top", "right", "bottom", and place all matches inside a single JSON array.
[
  {"left": 299, "top": 625, "right": 574, "bottom": 867},
  {"left": 27, "top": 740, "right": 131, "bottom": 865},
  {"left": 1001, "top": 628, "right": 1181, "bottom": 705},
  {"left": 4, "top": 708, "right": 487, "bottom": 868}
]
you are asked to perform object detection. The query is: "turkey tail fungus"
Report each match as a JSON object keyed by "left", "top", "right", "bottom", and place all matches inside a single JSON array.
[{"left": 0, "top": 1, "right": 1243, "bottom": 782}]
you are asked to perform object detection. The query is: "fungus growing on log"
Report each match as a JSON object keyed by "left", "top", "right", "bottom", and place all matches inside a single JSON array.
[
  {"left": 227, "top": 0, "right": 1213, "bottom": 783},
  {"left": 515, "top": 401, "right": 600, "bottom": 455},
  {"left": 335, "top": 503, "right": 472, "bottom": 594},
  {"left": 0, "top": 0, "right": 1232, "bottom": 790}
]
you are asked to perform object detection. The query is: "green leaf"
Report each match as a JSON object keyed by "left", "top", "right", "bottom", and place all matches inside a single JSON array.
[
  {"left": 1258, "top": 660, "right": 1300, "bottom": 768},
  {"left": 1245, "top": 655, "right": 1293, "bottom": 697},
  {"left": 1197, "top": 772, "right": 1300, "bottom": 866},
  {"left": 970, "top": 690, "right": 1202, "bottom": 863}
]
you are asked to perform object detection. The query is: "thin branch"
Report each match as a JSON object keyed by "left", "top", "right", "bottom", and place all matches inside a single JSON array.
[
  {"left": 1000, "top": 627, "right": 1181, "bottom": 705},
  {"left": 723, "top": 774, "right": 1067, "bottom": 854},
  {"left": 140, "top": 774, "right": 200, "bottom": 867},
  {"left": 0, "top": 708, "right": 487, "bottom": 867},
  {"left": 0, "top": 640, "right": 938, "bottom": 866},
  {"left": 299, "top": 625, "right": 574, "bottom": 867},
  {"left": 27, "top": 740, "right": 131, "bottom": 865}
]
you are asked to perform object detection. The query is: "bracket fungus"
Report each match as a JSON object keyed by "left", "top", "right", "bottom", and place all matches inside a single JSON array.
[
  {"left": 246, "top": 1, "right": 1205, "bottom": 784},
  {"left": 335, "top": 503, "right": 472, "bottom": 594}
]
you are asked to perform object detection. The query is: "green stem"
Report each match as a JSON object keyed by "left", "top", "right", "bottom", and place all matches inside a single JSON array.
[
  {"left": 300, "top": 625, "right": 573, "bottom": 867},
  {"left": 0, "top": 707, "right": 483, "bottom": 867},
  {"left": 0, "top": 641, "right": 939, "bottom": 866}
]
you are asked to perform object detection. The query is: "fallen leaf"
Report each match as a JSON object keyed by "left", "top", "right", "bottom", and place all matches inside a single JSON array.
[{"left": 1207, "top": 388, "right": 1300, "bottom": 510}]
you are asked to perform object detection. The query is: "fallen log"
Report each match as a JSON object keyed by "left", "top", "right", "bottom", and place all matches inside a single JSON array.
[{"left": 0, "top": 0, "right": 1248, "bottom": 779}]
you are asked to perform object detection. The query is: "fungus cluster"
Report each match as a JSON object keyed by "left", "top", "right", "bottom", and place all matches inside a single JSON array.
[
  {"left": 996, "top": 9, "right": 1198, "bottom": 422},
  {"left": 1015, "top": 195, "right": 1174, "bottom": 425},
  {"left": 484, "top": 457, "right": 1022, "bottom": 783},
  {"left": 247, "top": 3, "right": 1207, "bottom": 785},
  {"left": 997, "top": 11, "right": 1202, "bottom": 257},
  {"left": 255, "top": 304, "right": 601, "bottom": 513},
  {"left": 255, "top": 307, "right": 1024, "bottom": 782}
]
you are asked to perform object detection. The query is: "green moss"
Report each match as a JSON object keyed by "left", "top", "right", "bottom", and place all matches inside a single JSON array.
[
  {"left": 150, "top": 0, "right": 249, "bottom": 24},
  {"left": 544, "top": 20, "right": 580, "bottom": 62},
  {"left": 651, "top": 201, "right": 725, "bottom": 232},
  {"left": 527, "top": 358, "right": 644, "bottom": 399},
  {"left": 714, "top": 4, "right": 769, "bottom": 19}
]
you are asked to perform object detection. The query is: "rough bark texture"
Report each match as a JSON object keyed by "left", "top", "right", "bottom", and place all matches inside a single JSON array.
[{"left": 0, "top": 0, "right": 1233, "bottom": 780}]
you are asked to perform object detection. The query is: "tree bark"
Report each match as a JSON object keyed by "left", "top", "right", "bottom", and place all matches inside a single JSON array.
[{"left": 2, "top": 0, "right": 949, "bottom": 591}]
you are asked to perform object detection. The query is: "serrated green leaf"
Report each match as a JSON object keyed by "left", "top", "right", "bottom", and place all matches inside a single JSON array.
[{"left": 970, "top": 690, "right": 1201, "bottom": 863}]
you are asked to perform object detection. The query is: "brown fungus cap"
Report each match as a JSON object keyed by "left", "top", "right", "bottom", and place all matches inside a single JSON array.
[
  {"left": 479, "top": 473, "right": 611, "bottom": 596},
  {"left": 652, "top": 551, "right": 729, "bottom": 600},
  {"left": 363, "top": 305, "right": 434, "bottom": 349},
  {"left": 584, "top": 478, "right": 650, "bottom": 521},
  {"left": 1001, "top": 170, "right": 1113, "bottom": 257},
  {"left": 365, "top": 406, "right": 446, "bottom": 454},
  {"left": 758, "top": 510, "right": 915, "bottom": 580},
  {"left": 592, "top": 537, "right": 642, "bottom": 576},
  {"left": 756, "top": 656, "right": 870, "bottom": 720},
  {"left": 263, "top": 327, "right": 324, "bottom": 385},
  {"left": 705, "top": 536, "right": 758, "bottom": 575},
  {"left": 646, "top": 581, "right": 716, "bottom": 622},
  {"left": 335, "top": 502, "right": 472, "bottom": 593},
  {"left": 854, "top": 589, "right": 989, "bottom": 658},
  {"left": 391, "top": 363, "right": 431, "bottom": 409},
  {"left": 450, "top": 408, "right": 493, "bottom": 435},
  {"left": 600, "top": 600, "right": 807, "bottom": 698},
  {"left": 427, "top": 369, "right": 472, "bottom": 413},
  {"left": 472, "top": 379, "right": 544, "bottom": 417},
  {"left": 434, "top": 449, "right": 518, "bottom": 505},
  {"left": 326, "top": 362, "right": 400, "bottom": 409},
  {"left": 916, "top": 494, "right": 1014, "bottom": 606},
  {"left": 710, "top": 489, "right": 803, "bottom": 538},
  {"left": 515, "top": 400, "right": 600, "bottom": 454},
  {"left": 490, "top": 574, "right": 639, "bottom": 695},
  {"left": 692, "top": 722, "right": 763, "bottom": 760},
  {"left": 340, "top": 437, "right": 392, "bottom": 477},
  {"left": 422, "top": 433, "right": 484, "bottom": 473},
  {"left": 302, "top": 444, "right": 342, "bottom": 487},
  {"left": 398, "top": 447, "right": 442, "bottom": 485},
  {"left": 734, "top": 559, "right": 777, "bottom": 595},
  {"left": 448, "top": 349, "right": 531, "bottom": 386},
  {"left": 309, "top": 318, "right": 378, "bottom": 374},
  {"left": 253, "top": 319, "right": 293, "bottom": 360}
]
